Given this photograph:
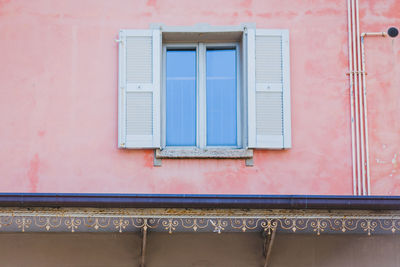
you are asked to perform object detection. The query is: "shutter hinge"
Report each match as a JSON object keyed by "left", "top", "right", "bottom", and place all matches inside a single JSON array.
[{"left": 115, "top": 39, "right": 124, "bottom": 46}]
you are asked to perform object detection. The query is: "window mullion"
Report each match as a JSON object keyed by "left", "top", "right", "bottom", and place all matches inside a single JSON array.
[
  {"left": 161, "top": 44, "right": 167, "bottom": 148},
  {"left": 198, "top": 43, "right": 206, "bottom": 149}
]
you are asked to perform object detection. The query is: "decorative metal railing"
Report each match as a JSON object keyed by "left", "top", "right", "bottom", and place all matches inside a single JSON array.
[{"left": 1, "top": 208, "right": 400, "bottom": 235}]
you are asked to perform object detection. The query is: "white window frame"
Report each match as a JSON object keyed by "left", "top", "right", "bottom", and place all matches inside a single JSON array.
[{"left": 161, "top": 42, "right": 242, "bottom": 150}]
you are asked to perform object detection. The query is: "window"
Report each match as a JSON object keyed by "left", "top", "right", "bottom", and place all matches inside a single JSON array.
[
  {"left": 165, "top": 48, "right": 197, "bottom": 147},
  {"left": 164, "top": 44, "right": 241, "bottom": 149},
  {"left": 205, "top": 47, "right": 238, "bottom": 147},
  {"left": 117, "top": 25, "right": 291, "bottom": 161}
]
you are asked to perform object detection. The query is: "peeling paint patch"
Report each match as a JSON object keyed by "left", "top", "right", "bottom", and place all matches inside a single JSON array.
[
  {"left": 240, "top": 0, "right": 252, "bottom": 8},
  {"left": 0, "top": 0, "right": 10, "bottom": 8},
  {"left": 146, "top": 0, "right": 157, "bottom": 8},
  {"left": 27, "top": 154, "right": 40, "bottom": 192},
  {"left": 392, "top": 154, "right": 397, "bottom": 164},
  {"left": 146, "top": 0, "right": 156, "bottom": 7},
  {"left": 244, "top": 10, "right": 252, "bottom": 17},
  {"left": 375, "top": 159, "right": 386, "bottom": 164},
  {"left": 256, "top": 12, "right": 272, "bottom": 19},
  {"left": 305, "top": 8, "right": 342, "bottom": 16},
  {"left": 143, "top": 150, "right": 154, "bottom": 168},
  {"left": 37, "top": 130, "right": 46, "bottom": 137},
  {"left": 0, "top": 0, "right": 11, "bottom": 16},
  {"left": 256, "top": 11, "right": 297, "bottom": 19}
]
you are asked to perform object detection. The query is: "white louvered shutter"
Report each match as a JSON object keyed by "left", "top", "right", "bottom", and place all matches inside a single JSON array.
[
  {"left": 247, "top": 29, "right": 291, "bottom": 149},
  {"left": 118, "top": 29, "right": 161, "bottom": 148}
]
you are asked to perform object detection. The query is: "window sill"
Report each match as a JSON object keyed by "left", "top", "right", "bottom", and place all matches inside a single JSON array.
[
  {"left": 156, "top": 148, "right": 253, "bottom": 159},
  {"left": 154, "top": 148, "right": 254, "bottom": 167}
]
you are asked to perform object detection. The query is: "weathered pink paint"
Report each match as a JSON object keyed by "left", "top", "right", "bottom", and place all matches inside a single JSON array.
[{"left": 0, "top": 0, "right": 398, "bottom": 195}]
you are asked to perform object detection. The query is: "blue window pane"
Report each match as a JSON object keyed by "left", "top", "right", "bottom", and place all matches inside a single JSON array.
[
  {"left": 206, "top": 49, "right": 237, "bottom": 146},
  {"left": 166, "top": 50, "right": 196, "bottom": 146}
]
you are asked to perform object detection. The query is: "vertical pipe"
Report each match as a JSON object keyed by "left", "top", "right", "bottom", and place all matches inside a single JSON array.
[
  {"left": 361, "top": 36, "right": 372, "bottom": 195},
  {"left": 355, "top": 0, "right": 367, "bottom": 195},
  {"left": 264, "top": 229, "right": 277, "bottom": 267},
  {"left": 140, "top": 225, "right": 147, "bottom": 267},
  {"left": 351, "top": 0, "right": 362, "bottom": 195},
  {"left": 347, "top": 0, "right": 357, "bottom": 196}
]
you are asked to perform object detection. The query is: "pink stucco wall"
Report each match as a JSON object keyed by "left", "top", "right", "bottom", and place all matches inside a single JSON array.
[{"left": 0, "top": 0, "right": 399, "bottom": 195}]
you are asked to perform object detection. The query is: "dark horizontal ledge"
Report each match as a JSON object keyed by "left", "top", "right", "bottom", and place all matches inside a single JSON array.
[{"left": 0, "top": 193, "right": 399, "bottom": 210}]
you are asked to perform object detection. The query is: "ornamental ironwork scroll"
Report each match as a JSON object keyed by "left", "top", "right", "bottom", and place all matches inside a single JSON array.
[{"left": 0, "top": 208, "right": 400, "bottom": 235}]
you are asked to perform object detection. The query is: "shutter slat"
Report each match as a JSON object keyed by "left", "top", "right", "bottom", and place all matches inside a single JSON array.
[
  {"left": 256, "top": 92, "right": 283, "bottom": 136},
  {"left": 256, "top": 35, "right": 283, "bottom": 84},
  {"left": 126, "top": 37, "right": 153, "bottom": 83},
  {"left": 126, "top": 92, "right": 153, "bottom": 135}
]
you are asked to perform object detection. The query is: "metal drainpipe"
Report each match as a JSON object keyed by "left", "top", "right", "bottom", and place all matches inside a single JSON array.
[
  {"left": 347, "top": 0, "right": 357, "bottom": 195},
  {"left": 350, "top": 0, "right": 362, "bottom": 195},
  {"left": 360, "top": 31, "right": 387, "bottom": 196},
  {"left": 355, "top": 0, "right": 367, "bottom": 195}
]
